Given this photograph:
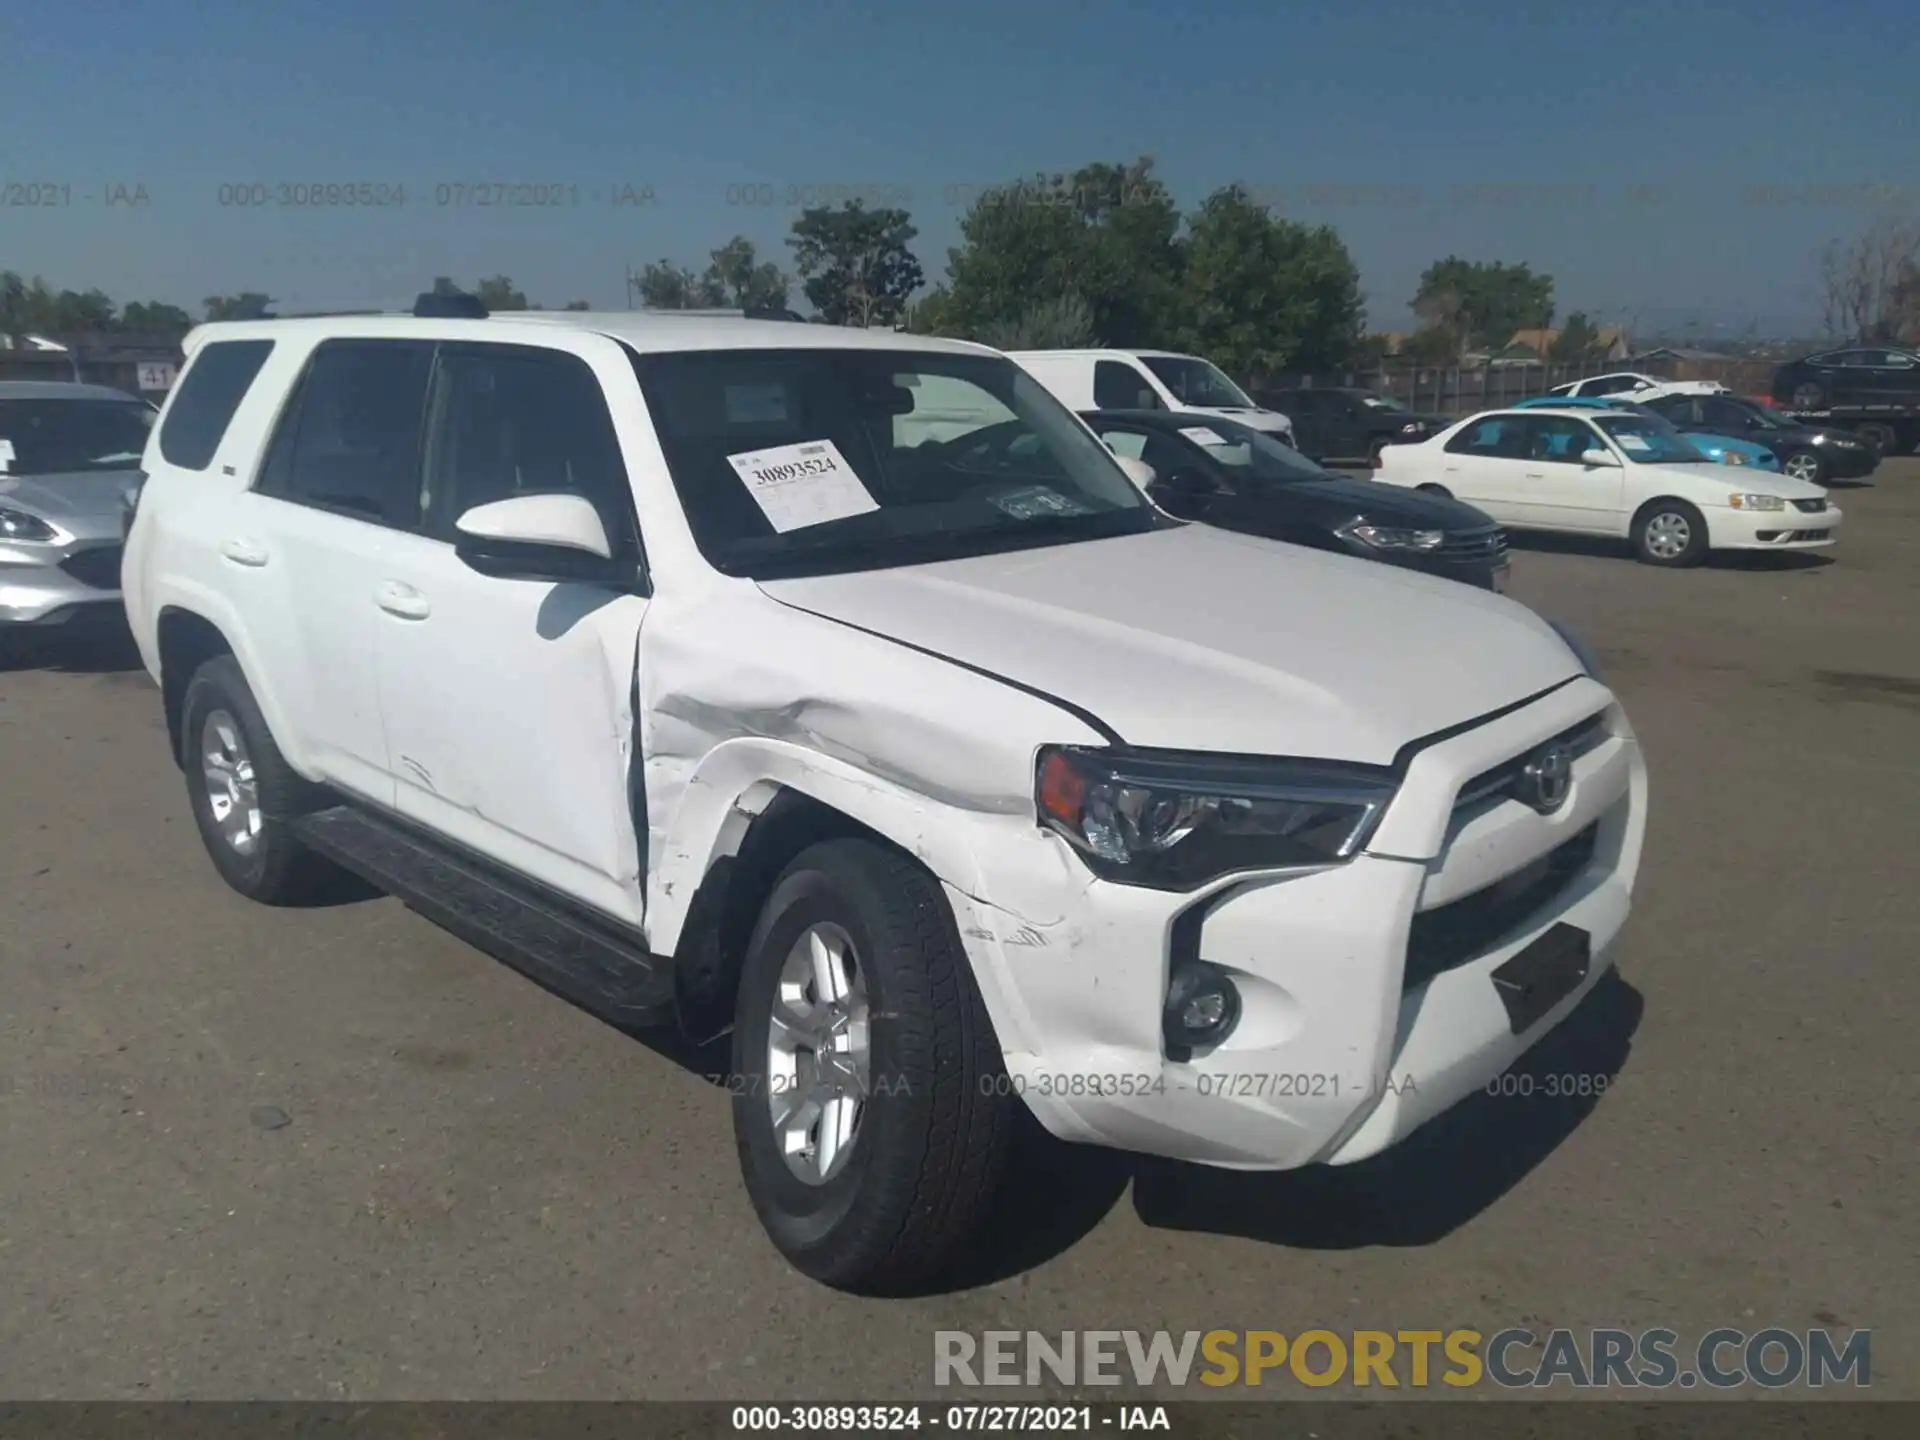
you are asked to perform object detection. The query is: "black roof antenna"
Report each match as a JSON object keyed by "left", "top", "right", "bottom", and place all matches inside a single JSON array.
[{"left": 413, "top": 291, "right": 489, "bottom": 319}]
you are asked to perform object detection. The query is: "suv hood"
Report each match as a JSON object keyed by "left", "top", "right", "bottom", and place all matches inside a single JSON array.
[{"left": 757, "top": 523, "right": 1582, "bottom": 765}]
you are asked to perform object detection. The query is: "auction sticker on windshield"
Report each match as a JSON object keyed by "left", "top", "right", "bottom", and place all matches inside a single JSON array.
[
  {"left": 1178, "top": 427, "right": 1228, "bottom": 447},
  {"left": 1615, "top": 433, "right": 1652, "bottom": 453},
  {"left": 0, "top": 439, "right": 14, "bottom": 472},
  {"left": 726, "top": 439, "right": 879, "bottom": 533}
]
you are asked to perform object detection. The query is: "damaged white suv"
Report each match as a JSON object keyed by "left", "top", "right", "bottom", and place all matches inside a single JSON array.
[{"left": 123, "top": 298, "right": 1647, "bottom": 1293}]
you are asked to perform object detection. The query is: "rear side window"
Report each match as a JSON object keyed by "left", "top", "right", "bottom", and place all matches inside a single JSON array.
[
  {"left": 257, "top": 339, "right": 433, "bottom": 528},
  {"left": 157, "top": 340, "right": 274, "bottom": 471}
]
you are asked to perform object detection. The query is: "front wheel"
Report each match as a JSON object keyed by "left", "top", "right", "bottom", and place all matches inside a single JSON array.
[
  {"left": 731, "top": 839, "right": 1016, "bottom": 1293},
  {"left": 1781, "top": 449, "right": 1826, "bottom": 484},
  {"left": 1416, "top": 483, "right": 1453, "bottom": 498},
  {"left": 1632, "top": 500, "right": 1708, "bottom": 567}
]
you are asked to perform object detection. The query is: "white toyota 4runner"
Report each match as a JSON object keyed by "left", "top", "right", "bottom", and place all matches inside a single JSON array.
[{"left": 123, "top": 298, "right": 1647, "bottom": 1293}]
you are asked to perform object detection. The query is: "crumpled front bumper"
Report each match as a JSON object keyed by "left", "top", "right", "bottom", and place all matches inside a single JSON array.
[{"left": 947, "top": 677, "right": 1646, "bottom": 1170}]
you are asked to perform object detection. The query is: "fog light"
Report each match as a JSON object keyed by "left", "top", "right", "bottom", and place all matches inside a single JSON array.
[{"left": 1164, "top": 961, "right": 1242, "bottom": 1057}]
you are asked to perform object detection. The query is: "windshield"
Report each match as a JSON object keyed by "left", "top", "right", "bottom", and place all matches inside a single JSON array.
[
  {"left": 1744, "top": 400, "right": 1792, "bottom": 429},
  {"left": 630, "top": 348, "right": 1160, "bottom": 579},
  {"left": 1177, "top": 419, "right": 1335, "bottom": 484},
  {"left": 1593, "top": 414, "right": 1710, "bottom": 464},
  {"left": 1139, "top": 356, "right": 1255, "bottom": 408},
  {"left": 1358, "top": 393, "right": 1407, "bottom": 411},
  {"left": 0, "top": 398, "right": 155, "bottom": 476}
]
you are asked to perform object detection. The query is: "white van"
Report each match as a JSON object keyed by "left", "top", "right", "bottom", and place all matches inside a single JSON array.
[{"left": 1009, "top": 348, "right": 1295, "bottom": 442}]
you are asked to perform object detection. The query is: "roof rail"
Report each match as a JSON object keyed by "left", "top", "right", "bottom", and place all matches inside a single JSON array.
[{"left": 414, "top": 291, "right": 489, "bottom": 319}]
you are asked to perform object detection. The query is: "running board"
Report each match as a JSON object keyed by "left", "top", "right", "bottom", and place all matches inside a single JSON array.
[{"left": 290, "top": 804, "right": 676, "bottom": 1030}]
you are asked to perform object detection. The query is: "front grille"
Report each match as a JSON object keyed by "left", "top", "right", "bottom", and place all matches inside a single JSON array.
[
  {"left": 1791, "top": 498, "right": 1828, "bottom": 513},
  {"left": 59, "top": 544, "right": 124, "bottom": 591},
  {"left": 1452, "top": 710, "right": 1609, "bottom": 815},
  {"left": 1436, "top": 526, "right": 1509, "bottom": 563},
  {"left": 1404, "top": 823, "right": 1599, "bottom": 991}
]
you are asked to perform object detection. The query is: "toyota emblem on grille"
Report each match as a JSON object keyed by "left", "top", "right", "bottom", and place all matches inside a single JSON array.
[{"left": 1519, "top": 741, "right": 1573, "bottom": 813}]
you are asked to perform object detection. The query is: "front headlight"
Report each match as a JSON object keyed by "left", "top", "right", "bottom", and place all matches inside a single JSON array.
[
  {"left": 1035, "top": 747, "right": 1398, "bottom": 890},
  {"left": 1341, "top": 521, "right": 1446, "bottom": 551},
  {"left": 1727, "top": 492, "right": 1786, "bottom": 510},
  {"left": 1720, "top": 449, "right": 1748, "bottom": 466},
  {"left": 0, "top": 504, "right": 59, "bottom": 543}
]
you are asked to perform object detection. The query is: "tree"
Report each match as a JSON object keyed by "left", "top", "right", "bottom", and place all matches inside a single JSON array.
[
  {"left": 1400, "top": 326, "right": 1462, "bottom": 365},
  {"left": 1173, "top": 185, "right": 1364, "bottom": 380},
  {"left": 942, "top": 156, "right": 1182, "bottom": 346},
  {"left": 1818, "top": 216, "right": 1920, "bottom": 343},
  {"left": 788, "top": 201, "right": 923, "bottom": 327},
  {"left": 204, "top": 293, "right": 277, "bottom": 321},
  {"left": 1411, "top": 257, "right": 1554, "bottom": 355},
  {"left": 472, "top": 275, "right": 529, "bottom": 311},
  {"left": 635, "top": 259, "right": 725, "bottom": 309},
  {"left": 1549, "top": 311, "right": 1603, "bottom": 362},
  {"left": 974, "top": 293, "right": 1098, "bottom": 351},
  {"left": 119, "top": 301, "right": 194, "bottom": 332},
  {"left": 702, "top": 236, "right": 789, "bottom": 311}
]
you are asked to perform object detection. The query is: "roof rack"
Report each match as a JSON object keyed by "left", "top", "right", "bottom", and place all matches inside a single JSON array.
[{"left": 413, "top": 291, "right": 489, "bottom": 319}]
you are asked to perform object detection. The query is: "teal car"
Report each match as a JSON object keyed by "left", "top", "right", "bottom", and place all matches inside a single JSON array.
[{"left": 1511, "top": 396, "right": 1783, "bottom": 471}]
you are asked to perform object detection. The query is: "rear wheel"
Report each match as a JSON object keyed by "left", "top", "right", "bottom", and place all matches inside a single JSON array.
[
  {"left": 1782, "top": 449, "right": 1826, "bottom": 484},
  {"left": 1790, "top": 381, "right": 1826, "bottom": 410},
  {"left": 731, "top": 839, "right": 1016, "bottom": 1293},
  {"left": 180, "top": 655, "right": 338, "bottom": 904},
  {"left": 1632, "top": 500, "right": 1708, "bottom": 567},
  {"left": 1853, "top": 422, "right": 1897, "bottom": 455}
]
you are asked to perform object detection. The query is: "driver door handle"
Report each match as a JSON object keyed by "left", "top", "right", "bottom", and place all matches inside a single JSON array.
[
  {"left": 375, "top": 580, "right": 431, "bottom": 620},
  {"left": 219, "top": 537, "right": 270, "bottom": 568}
]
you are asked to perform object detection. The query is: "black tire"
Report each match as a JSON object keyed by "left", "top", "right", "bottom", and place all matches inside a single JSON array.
[
  {"left": 731, "top": 838, "right": 1015, "bottom": 1293},
  {"left": 1416, "top": 483, "right": 1453, "bottom": 498},
  {"left": 1853, "top": 422, "right": 1897, "bottom": 456},
  {"left": 1790, "top": 381, "right": 1825, "bottom": 410},
  {"left": 1368, "top": 438, "right": 1391, "bottom": 465},
  {"left": 1631, "top": 499, "right": 1709, "bottom": 568},
  {"left": 1781, "top": 448, "right": 1827, "bottom": 485},
  {"left": 179, "top": 654, "right": 338, "bottom": 904}
]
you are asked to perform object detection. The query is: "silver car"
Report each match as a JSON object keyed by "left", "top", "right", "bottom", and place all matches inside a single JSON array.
[{"left": 0, "top": 381, "right": 155, "bottom": 642}]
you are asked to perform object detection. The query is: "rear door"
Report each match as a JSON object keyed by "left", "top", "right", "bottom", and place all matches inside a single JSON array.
[
  {"left": 1438, "top": 414, "right": 1532, "bottom": 523},
  {"left": 224, "top": 338, "right": 436, "bottom": 804}
]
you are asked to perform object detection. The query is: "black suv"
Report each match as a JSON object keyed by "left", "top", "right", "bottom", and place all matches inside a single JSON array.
[
  {"left": 1259, "top": 387, "right": 1450, "bottom": 465},
  {"left": 1771, "top": 346, "right": 1920, "bottom": 445},
  {"left": 1641, "top": 393, "right": 1880, "bottom": 485}
]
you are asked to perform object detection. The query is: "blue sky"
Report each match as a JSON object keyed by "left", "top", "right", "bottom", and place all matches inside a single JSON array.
[{"left": 4, "top": 0, "right": 1916, "bottom": 336}]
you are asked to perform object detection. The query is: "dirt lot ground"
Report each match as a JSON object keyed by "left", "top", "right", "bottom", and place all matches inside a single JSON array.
[{"left": 2, "top": 463, "right": 1915, "bottom": 1402}]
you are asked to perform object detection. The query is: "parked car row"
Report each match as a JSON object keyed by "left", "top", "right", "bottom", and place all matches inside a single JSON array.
[
  {"left": 1373, "top": 405, "right": 1839, "bottom": 567},
  {"left": 1769, "top": 345, "right": 1920, "bottom": 456},
  {"left": 103, "top": 296, "right": 1645, "bottom": 1295}
]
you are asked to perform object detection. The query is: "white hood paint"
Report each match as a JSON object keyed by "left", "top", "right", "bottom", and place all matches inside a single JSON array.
[
  {"left": 759, "top": 524, "right": 1583, "bottom": 766},
  {"left": 1185, "top": 405, "right": 1293, "bottom": 436}
]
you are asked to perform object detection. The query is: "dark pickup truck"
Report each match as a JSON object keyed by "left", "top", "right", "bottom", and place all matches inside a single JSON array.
[{"left": 1257, "top": 386, "right": 1450, "bottom": 465}]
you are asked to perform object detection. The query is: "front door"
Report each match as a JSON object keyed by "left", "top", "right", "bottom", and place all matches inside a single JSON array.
[
  {"left": 1514, "top": 415, "right": 1628, "bottom": 534},
  {"left": 372, "top": 339, "right": 653, "bottom": 926}
]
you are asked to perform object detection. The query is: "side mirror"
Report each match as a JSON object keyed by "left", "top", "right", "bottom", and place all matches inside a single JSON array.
[
  {"left": 1113, "top": 455, "right": 1157, "bottom": 490},
  {"left": 1580, "top": 448, "right": 1620, "bottom": 468},
  {"left": 454, "top": 493, "right": 623, "bottom": 584}
]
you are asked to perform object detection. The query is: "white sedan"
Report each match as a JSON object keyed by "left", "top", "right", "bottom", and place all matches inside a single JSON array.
[
  {"left": 1547, "top": 372, "right": 1729, "bottom": 401},
  {"left": 1374, "top": 407, "right": 1841, "bottom": 567}
]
